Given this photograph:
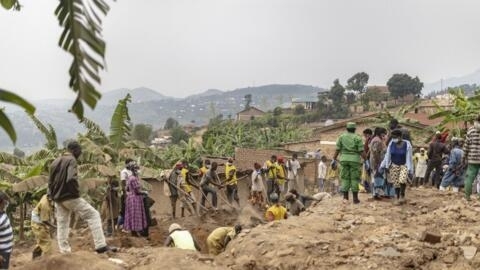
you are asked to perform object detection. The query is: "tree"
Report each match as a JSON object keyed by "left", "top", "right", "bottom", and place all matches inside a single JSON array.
[
  {"left": 293, "top": 104, "right": 305, "bottom": 115},
  {"left": 244, "top": 94, "right": 252, "bottom": 109},
  {"left": 1, "top": 0, "right": 113, "bottom": 143},
  {"left": 387, "top": 73, "right": 424, "bottom": 99},
  {"left": 13, "top": 148, "right": 25, "bottom": 158},
  {"left": 132, "top": 124, "right": 153, "bottom": 144},
  {"left": 170, "top": 127, "right": 190, "bottom": 144},
  {"left": 329, "top": 79, "right": 345, "bottom": 104},
  {"left": 346, "top": 72, "right": 369, "bottom": 92},
  {"left": 273, "top": 107, "right": 283, "bottom": 116},
  {"left": 164, "top": 117, "right": 180, "bottom": 130},
  {"left": 346, "top": 93, "right": 356, "bottom": 105}
]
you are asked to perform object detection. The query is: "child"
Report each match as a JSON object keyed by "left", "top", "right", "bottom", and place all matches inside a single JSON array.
[
  {"left": 326, "top": 161, "right": 340, "bottom": 194},
  {"left": 0, "top": 191, "right": 12, "bottom": 269},
  {"left": 317, "top": 156, "right": 327, "bottom": 192}
]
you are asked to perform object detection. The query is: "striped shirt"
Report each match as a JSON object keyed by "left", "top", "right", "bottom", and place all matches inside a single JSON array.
[
  {"left": 0, "top": 212, "right": 13, "bottom": 253},
  {"left": 464, "top": 127, "right": 480, "bottom": 164}
]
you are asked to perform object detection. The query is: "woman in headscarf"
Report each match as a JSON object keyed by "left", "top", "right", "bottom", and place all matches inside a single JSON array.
[
  {"left": 124, "top": 163, "right": 148, "bottom": 236},
  {"left": 250, "top": 162, "right": 265, "bottom": 209},
  {"left": 369, "top": 127, "right": 388, "bottom": 199},
  {"left": 379, "top": 129, "right": 413, "bottom": 205}
]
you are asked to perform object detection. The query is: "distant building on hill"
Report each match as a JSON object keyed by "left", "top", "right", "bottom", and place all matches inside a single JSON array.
[
  {"left": 291, "top": 96, "right": 318, "bottom": 110},
  {"left": 236, "top": 106, "right": 266, "bottom": 121}
]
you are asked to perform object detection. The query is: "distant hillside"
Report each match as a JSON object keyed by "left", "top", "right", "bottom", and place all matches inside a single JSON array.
[
  {"left": 423, "top": 69, "right": 480, "bottom": 94},
  {"left": 99, "top": 87, "right": 171, "bottom": 105},
  {"left": 0, "top": 84, "right": 325, "bottom": 151}
]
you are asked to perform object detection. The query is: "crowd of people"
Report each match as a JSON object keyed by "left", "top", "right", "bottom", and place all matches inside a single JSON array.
[{"left": 4, "top": 115, "right": 480, "bottom": 269}]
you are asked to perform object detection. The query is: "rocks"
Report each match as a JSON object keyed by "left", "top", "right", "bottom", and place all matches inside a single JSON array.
[
  {"left": 276, "top": 248, "right": 295, "bottom": 257},
  {"left": 374, "top": 247, "right": 401, "bottom": 257},
  {"left": 362, "top": 216, "right": 376, "bottom": 225},
  {"left": 420, "top": 230, "right": 441, "bottom": 244},
  {"left": 461, "top": 246, "right": 477, "bottom": 260},
  {"left": 442, "top": 254, "right": 457, "bottom": 264}
]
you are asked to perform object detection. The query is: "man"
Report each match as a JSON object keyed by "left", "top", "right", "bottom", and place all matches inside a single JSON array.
[
  {"left": 225, "top": 158, "right": 240, "bottom": 206},
  {"left": 424, "top": 132, "right": 449, "bottom": 188},
  {"left": 263, "top": 155, "right": 278, "bottom": 202},
  {"left": 464, "top": 115, "right": 480, "bottom": 201},
  {"left": 285, "top": 192, "right": 305, "bottom": 216},
  {"left": 286, "top": 153, "right": 301, "bottom": 191},
  {"left": 317, "top": 156, "right": 327, "bottom": 192},
  {"left": 333, "top": 122, "right": 365, "bottom": 204},
  {"left": 439, "top": 138, "right": 464, "bottom": 192},
  {"left": 179, "top": 161, "right": 197, "bottom": 217},
  {"left": 265, "top": 193, "right": 287, "bottom": 221},
  {"left": 200, "top": 162, "right": 223, "bottom": 211},
  {"left": 276, "top": 157, "right": 287, "bottom": 195},
  {"left": 167, "top": 163, "right": 182, "bottom": 219},
  {"left": 164, "top": 223, "right": 201, "bottom": 251},
  {"left": 0, "top": 192, "right": 12, "bottom": 269},
  {"left": 48, "top": 141, "right": 116, "bottom": 253},
  {"left": 118, "top": 159, "right": 134, "bottom": 228},
  {"left": 362, "top": 128, "right": 373, "bottom": 192},
  {"left": 31, "top": 194, "right": 55, "bottom": 259},
  {"left": 206, "top": 225, "right": 242, "bottom": 255}
]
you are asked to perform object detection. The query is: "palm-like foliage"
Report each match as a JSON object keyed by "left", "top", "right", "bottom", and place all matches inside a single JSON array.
[
  {"left": 0, "top": 89, "right": 35, "bottom": 143},
  {"left": 55, "top": 0, "right": 112, "bottom": 120},
  {"left": 28, "top": 114, "right": 58, "bottom": 151},
  {"left": 109, "top": 94, "right": 132, "bottom": 149},
  {"left": 429, "top": 88, "right": 480, "bottom": 136}
]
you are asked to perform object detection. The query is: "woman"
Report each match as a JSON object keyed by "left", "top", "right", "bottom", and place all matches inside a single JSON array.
[
  {"left": 369, "top": 127, "right": 388, "bottom": 199},
  {"left": 124, "top": 164, "right": 148, "bottom": 236},
  {"left": 379, "top": 129, "right": 413, "bottom": 205},
  {"left": 250, "top": 162, "right": 265, "bottom": 209}
]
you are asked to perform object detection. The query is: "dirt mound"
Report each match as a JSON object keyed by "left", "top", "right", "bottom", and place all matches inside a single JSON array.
[
  {"left": 214, "top": 188, "right": 480, "bottom": 270},
  {"left": 16, "top": 251, "right": 124, "bottom": 270}
]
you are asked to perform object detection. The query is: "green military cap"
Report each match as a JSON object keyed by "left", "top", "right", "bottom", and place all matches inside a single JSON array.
[{"left": 346, "top": 122, "right": 356, "bottom": 129}]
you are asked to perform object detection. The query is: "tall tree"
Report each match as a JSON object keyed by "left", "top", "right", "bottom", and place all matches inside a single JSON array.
[
  {"left": 132, "top": 124, "right": 153, "bottom": 144},
  {"left": 1, "top": 0, "right": 113, "bottom": 143},
  {"left": 329, "top": 79, "right": 345, "bottom": 104},
  {"left": 170, "top": 127, "right": 190, "bottom": 144},
  {"left": 346, "top": 72, "right": 369, "bottom": 92},
  {"left": 164, "top": 117, "right": 180, "bottom": 130},
  {"left": 387, "top": 73, "right": 424, "bottom": 99}
]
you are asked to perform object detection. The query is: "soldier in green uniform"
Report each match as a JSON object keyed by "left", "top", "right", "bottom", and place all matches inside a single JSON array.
[{"left": 333, "top": 122, "right": 365, "bottom": 204}]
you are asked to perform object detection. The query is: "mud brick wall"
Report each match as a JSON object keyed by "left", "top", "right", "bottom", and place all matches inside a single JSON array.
[
  {"left": 234, "top": 147, "right": 319, "bottom": 192},
  {"left": 283, "top": 140, "right": 322, "bottom": 153}
]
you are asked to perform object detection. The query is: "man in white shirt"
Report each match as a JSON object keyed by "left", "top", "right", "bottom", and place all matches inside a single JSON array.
[
  {"left": 286, "top": 154, "right": 301, "bottom": 190},
  {"left": 119, "top": 159, "right": 134, "bottom": 228},
  {"left": 317, "top": 156, "right": 327, "bottom": 192}
]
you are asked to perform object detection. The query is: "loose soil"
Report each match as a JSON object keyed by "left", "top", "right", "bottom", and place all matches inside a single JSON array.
[{"left": 12, "top": 185, "right": 480, "bottom": 270}]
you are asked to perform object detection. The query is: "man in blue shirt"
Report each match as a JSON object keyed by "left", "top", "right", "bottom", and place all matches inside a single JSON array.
[{"left": 439, "top": 138, "right": 465, "bottom": 192}]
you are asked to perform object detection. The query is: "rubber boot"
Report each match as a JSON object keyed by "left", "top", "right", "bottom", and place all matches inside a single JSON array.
[
  {"left": 181, "top": 207, "right": 185, "bottom": 218},
  {"left": 32, "top": 247, "right": 42, "bottom": 260},
  {"left": 191, "top": 202, "right": 197, "bottom": 215},
  {"left": 353, "top": 192, "right": 360, "bottom": 204},
  {"left": 172, "top": 209, "right": 176, "bottom": 219},
  {"left": 342, "top": 191, "right": 349, "bottom": 204}
]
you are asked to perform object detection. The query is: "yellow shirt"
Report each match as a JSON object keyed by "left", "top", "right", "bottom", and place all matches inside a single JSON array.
[
  {"left": 181, "top": 168, "right": 192, "bottom": 193},
  {"left": 276, "top": 164, "right": 286, "bottom": 185},
  {"left": 264, "top": 160, "right": 277, "bottom": 179},
  {"left": 200, "top": 166, "right": 208, "bottom": 176},
  {"left": 225, "top": 164, "right": 237, "bottom": 185},
  {"left": 31, "top": 194, "right": 52, "bottom": 224},
  {"left": 265, "top": 205, "right": 287, "bottom": 221},
  {"left": 207, "top": 227, "right": 236, "bottom": 247}
]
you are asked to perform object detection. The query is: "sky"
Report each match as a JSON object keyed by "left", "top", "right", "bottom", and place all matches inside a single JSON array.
[{"left": 1, "top": 0, "right": 480, "bottom": 101}]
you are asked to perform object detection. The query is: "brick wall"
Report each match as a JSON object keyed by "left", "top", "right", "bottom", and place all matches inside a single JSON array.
[
  {"left": 283, "top": 139, "right": 322, "bottom": 153},
  {"left": 233, "top": 147, "right": 319, "bottom": 192}
]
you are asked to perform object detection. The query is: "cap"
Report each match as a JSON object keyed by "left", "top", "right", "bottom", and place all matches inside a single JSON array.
[
  {"left": 269, "top": 193, "right": 279, "bottom": 203},
  {"left": 346, "top": 122, "right": 356, "bottom": 129},
  {"left": 420, "top": 148, "right": 425, "bottom": 151},
  {"left": 169, "top": 223, "right": 182, "bottom": 233}
]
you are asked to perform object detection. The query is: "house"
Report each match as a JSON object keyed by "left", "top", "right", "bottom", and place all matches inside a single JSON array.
[
  {"left": 236, "top": 106, "right": 265, "bottom": 121},
  {"left": 291, "top": 96, "right": 318, "bottom": 111}
]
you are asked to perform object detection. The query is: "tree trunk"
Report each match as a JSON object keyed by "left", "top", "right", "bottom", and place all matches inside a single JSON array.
[{"left": 19, "top": 201, "right": 25, "bottom": 241}]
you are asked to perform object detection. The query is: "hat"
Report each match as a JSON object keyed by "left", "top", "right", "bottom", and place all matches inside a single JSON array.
[
  {"left": 285, "top": 192, "right": 296, "bottom": 201},
  {"left": 420, "top": 148, "right": 425, "bottom": 151},
  {"left": 269, "top": 193, "right": 279, "bottom": 203},
  {"left": 346, "top": 122, "right": 356, "bottom": 129},
  {"left": 175, "top": 163, "right": 183, "bottom": 169},
  {"left": 277, "top": 156, "right": 284, "bottom": 163},
  {"left": 169, "top": 223, "right": 182, "bottom": 233}
]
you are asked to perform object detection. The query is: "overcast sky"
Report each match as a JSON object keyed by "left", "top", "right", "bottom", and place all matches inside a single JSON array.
[{"left": 1, "top": 0, "right": 479, "bottom": 100}]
